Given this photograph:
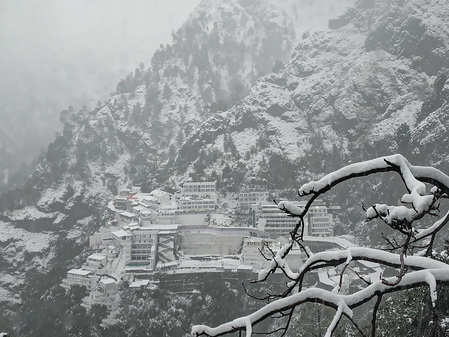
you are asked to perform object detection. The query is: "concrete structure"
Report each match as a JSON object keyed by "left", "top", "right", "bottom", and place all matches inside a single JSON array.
[
  {"left": 258, "top": 203, "right": 301, "bottom": 236},
  {"left": 305, "top": 201, "right": 335, "bottom": 237},
  {"left": 179, "top": 225, "right": 266, "bottom": 256},
  {"left": 89, "top": 227, "right": 117, "bottom": 250},
  {"left": 176, "top": 213, "right": 208, "bottom": 226},
  {"left": 238, "top": 190, "right": 269, "bottom": 209},
  {"left": 117, "top": 211, "right": 138, "bottom": 225},
  {"left": 258, "top": 200, "right": 337, "bottom": 237},
  {"left": 111, "top": 224, "right": 178, "bottom": 273},
  {"left": 127, "top": 227, "right": 159, "bottom": 269},
  {"left": 180, "top": 197, "right": 216, "bottom": 213},
  {"left": 181, "top": 181, "right": 217, "bottom": 200},
  {"left": 88, "top": 276, "right": 119, "bottom": 308},
  {"left": 308, "top": 210, "right": 334, "bottom": 236},
  {"left": 240, "top": 237, "right": 280, "bottom": 270},
  {"left": 85, "top": 253, "right": 107, "bottom": 271},
  {"left": 63, "top": 269, "right": 93, "bottom": 290},
  {"left": 113, "top": 196, "right": 129, "bottom": 210},
  {"left": 172, "top": 257, "right": 246, "bottom": 274},
  {"left": 157, "top": 229, "right": 177, "bottom": 264}
]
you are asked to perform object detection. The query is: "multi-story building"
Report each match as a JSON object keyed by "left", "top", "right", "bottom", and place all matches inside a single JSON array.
[
  {"left": 112, "top": 224, "right": 178, "bottom": 272},
  {"left": 307, "top": 205, "right": 334, "bottom": 237},
  {"left": 237, "top": 190, "right": 269, "bottom": 209},
  {"left": 181, "top": 181, "right": 217, "bottom": 200},
  {"left": 113, "top": 196, "right": 129, "bottom": 210},
  {"left": 63, "top": 269, "right": 93, "bottom": 290},
  {"left": 258, "top": 200, "right": 336, "bottom": 237},
  {"left": 117, "top": 211, "right": 138, "bottom": 225},
  {"left": 85, "top": 253, "right": 107, "bottom": 271},
  {"left": 180, "top": 197, "right": 216, "bottom": 213},
  {"left": 88, "top": 276, "right": 119, "bottom": 309},
  {"left": 128, "top": 227, "right": 159, "bottom": 269},
  {"left": 257, "top": 203, "right": 302, "bottom": 236}
]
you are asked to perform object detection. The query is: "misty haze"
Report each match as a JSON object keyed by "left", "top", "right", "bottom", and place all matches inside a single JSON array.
[{"left": 1, "top": 1, "right": 449, "bottom": 337}]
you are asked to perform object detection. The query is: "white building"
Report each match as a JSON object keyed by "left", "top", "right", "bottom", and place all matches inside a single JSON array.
[
  {"left": 180, "top": 197, "right": 216, "bottom": 213},
  {"left": 258, "top": 204, "right": 301, "bottom": 236},
  {"left": 85, "top": 253, "right": 107, "bottom": 271},
  {"left": 117, "top": 211, "right": 138, "bottom": 225},
  {"left": 88, "top": 276, "right": 119, "bottom": 308},
  {"left": 258, "top": 200, "right": 336, "bottom": 237},
  {"left": 113, "top": 196, "right": 129, "bottom": 210},
  {"left": 129, "top": 227, "right": 159, "bottom": 269},
  {"left": 63, "top": 269, "right": 93, "bottom": 290},
  {"left": 181, "top": 181, "right": 217, "bottom": 200},
  {"left": 111, "top": 224, "right": 178, "bottom": 273},
  {"left": 238, "top": 190, "right": 269, "bottom": 209},
  {"left": 307, "top": 205, "right": 334, "bottom": 237},
  {"left": 89, "top": 227, "right": 116, "bottom": 250}
]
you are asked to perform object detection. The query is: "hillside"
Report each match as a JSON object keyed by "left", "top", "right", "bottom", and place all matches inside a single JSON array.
[
  {"left": 1, "top": 0, "right": 449, "bottom": 333},
  {"left": 177, "top": 0, "right": 449, "bottom": 189},
  {"left": 0, "top": 0, "right": 335, "bottom": 325}
]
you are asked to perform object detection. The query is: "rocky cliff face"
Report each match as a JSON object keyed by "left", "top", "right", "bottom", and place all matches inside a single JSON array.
[
  {"left": 1, "top": 0, "right": 449, "bottom": 330},
  {"left": 0, "top": 0, "right": 330, "bottom": 319},
  {"left": 177, "top": 0, "right": 449, "bottom": 188}
]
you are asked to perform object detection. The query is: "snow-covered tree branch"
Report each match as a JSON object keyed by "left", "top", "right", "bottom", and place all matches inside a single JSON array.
[{"left": 191, "top": 155, "right": 449, "bottom": 337}]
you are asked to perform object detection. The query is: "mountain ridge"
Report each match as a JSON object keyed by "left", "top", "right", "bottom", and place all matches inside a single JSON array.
[{"left": 1, "top": 1, "right": 449, "bottom": 332}]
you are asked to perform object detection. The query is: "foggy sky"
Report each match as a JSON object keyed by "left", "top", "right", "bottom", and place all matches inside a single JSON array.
[
  {"left": 0, "top": 0, "right": 351, "bottom": 164},
  {"left": 0, "top": 0, "right": 200, "bottom": 158}
]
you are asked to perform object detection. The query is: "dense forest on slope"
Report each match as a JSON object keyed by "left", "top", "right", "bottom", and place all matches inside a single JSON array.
[{"left": 1, "top": 0, "right": 449, "bottom": 335}]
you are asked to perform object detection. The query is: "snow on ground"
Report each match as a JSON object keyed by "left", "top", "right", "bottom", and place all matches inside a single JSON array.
[
  {"left": 231, "top": 129, "right": 259, "bottom": 156},
  {"left": 370, "top": 98, "right": 421, "bottom": 140},
  {"left": 0, "top": 221, "right": 52, "bottom": 253},
  {"left": 37, "top": 184, "right": 67, "bottom": 207},
  {"left": 53, "top": 213, "right": 67, "bottom": 225},
  {"left": 5, "top": 206, "right": 56, "bottom": 222},
  {"left": 0, "top": 221, "right": 54, "bottom": 304},
  {"left": 212, "top": 134, "right": 225, "bottom": 152},
  {"left": 0, "top": 286, "right": 19, "bottom": 304},
  {"left": 262, "top": 113, "right": 302, "bottom": 160}
]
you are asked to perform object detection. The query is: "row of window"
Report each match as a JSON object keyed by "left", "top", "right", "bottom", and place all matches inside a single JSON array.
[
  {"left": 131, "top": 255, "right": 153, "bottom": 260},
  {"left": 182, "top": 187, "right": 216, "bottom": 192},
  {"left": 265, "top": 223, "right": 295, "bottom": 228}
]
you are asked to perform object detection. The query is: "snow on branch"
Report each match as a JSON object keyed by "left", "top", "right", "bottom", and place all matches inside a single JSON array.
[
  {"left": 257, "top": 241, "right": 297, "bottom": 282},
  {"left": 191, "top": 155, "right": 449, "bottom": 337},
  {"left": 296, "top": 247, "right": 448, "bottom": 278},
  {"left": 192, "top": 268, "right": 449, "bottom": 337},
  {"left": 295, "top": 154, "right": 449, "bottom": 227},
  {"left": 298, "top": 154, "right": 449, "bottom": 197}
]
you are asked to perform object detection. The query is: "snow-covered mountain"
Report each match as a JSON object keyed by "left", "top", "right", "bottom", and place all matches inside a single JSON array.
[
  {"left": 1, "top": 0, "right": 449, "bottom": 331},
  {"left": 176, "top": 0, "right": 449, "bottom": 187},
  {"left": 0, "top": 0, "right": 350, "bottom": 317}
]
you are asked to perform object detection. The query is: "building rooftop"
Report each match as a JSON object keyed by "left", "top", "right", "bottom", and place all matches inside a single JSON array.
[
  {"left": 111, "top": 229, "right": 132, "bottom": 238},
  {"left": 183, "top": 181, "right": 216, "bottom": 186},
  {"left": 68, "top": 268, "right": 92, "bottom": 276},
  {"left": 119, "top": 211, "right": 137, "bottom": 218},
  {"left": 100, "top": 277, "right": 117, "bottom": 285},
  {"left": 87, "top": 253, "right": 106, "bottom": 261},
  {"left": 139, "top": 224, "right": 179, "bottom": 231},
  {"left": 129, "top": 279, "right": 150, "bottom": 288}
]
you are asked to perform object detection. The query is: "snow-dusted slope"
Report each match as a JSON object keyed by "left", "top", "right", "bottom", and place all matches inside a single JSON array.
[
  {"left": 0, "top": 0, "right": 306, "bottom": 311},
  {"left": 175, "top": 0, "right": 449, "bottom": 189},
  {"left": 1, "top": 0, "right": 449, "bottom": 327}
]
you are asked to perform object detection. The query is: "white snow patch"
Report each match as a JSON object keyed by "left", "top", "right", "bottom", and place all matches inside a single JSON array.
[{"left": 231, "top": 129, "right": 259, "bottom": 155}]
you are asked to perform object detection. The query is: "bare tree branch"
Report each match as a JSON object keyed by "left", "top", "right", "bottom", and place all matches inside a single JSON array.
[{"left": 191, "top": 155, "right": 449, "bottom": 337}]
